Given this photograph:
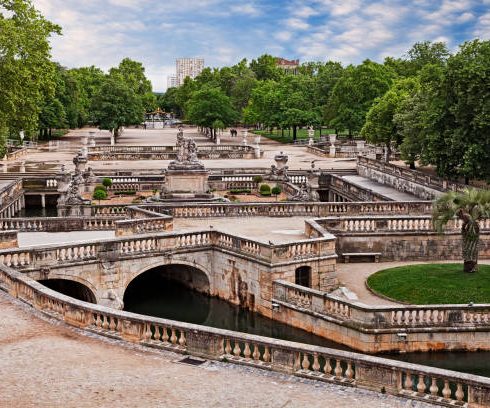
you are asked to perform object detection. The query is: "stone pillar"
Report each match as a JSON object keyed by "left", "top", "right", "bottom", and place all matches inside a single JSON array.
[
  {"left": 329, "top": 134, "right": 337, "bottom": 145},
  {"left": 89, "top": 131, "right": 96, "bottom": 147},
  {"left": 80, "top": 134, "right": 88, "bottom": 146},
  {"left": 356, "top": 140, "right": 366, "bottom": 151},
  {"left": 19, "top": 161, "right": 25, "bottom": 173},
  {"left": 41, "top": 194, "right": 46, "bottom": 208},
  {"left": 242, "top": 129, "right": 248, "bottom": 146},
  {"left": 308, "top": 127, "right": 314, "bottom": 146},
  {"left": 329, "top": 145, "right": 336, "bottom": 157},
  {"left": 216, "top": 135, "right": 220, "bottom": 145},
  {"left": 110, "top": 129, "right": 115, "bottom": 146}
]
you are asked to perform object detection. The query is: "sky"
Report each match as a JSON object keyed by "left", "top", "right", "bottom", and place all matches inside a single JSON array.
[{"left": 31, "top": 0, "right": 490, "bottom": 92}]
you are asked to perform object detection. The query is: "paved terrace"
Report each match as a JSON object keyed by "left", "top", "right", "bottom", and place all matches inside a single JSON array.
[
  {"left": 342, "top": 175, "right": 419, "bottom": 201},
  {"left": 0, "top": 290, "right": 432, "bottom": 408}
]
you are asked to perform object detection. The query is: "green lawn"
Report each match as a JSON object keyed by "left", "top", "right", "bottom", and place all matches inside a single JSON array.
[{"left": 366, "top": 264, "right": 490, "bottom": 304}]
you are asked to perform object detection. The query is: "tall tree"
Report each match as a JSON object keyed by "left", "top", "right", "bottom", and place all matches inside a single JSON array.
[
  {"left": 185, "top": 86, "right": 238, "bottom": 139},
  {"left": 91, "top": 73, "right": 145, "bottom": 137},
  {"left": 110, "top": 58, "right": 156, "bottom": 111},
  {"left": 330, "top": 60, "right": 394, "bottom": 136},
  {"left": 0, "top": 0, "right": 60, "bottom": 152},
  {"left": 361, "top": 78, "right": 419, "bottom": 162},
  {"left": 250, "top": 54, "right": 282, "bottom": 81}
]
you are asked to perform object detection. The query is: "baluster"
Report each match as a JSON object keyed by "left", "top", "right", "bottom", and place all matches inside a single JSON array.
[
  {"left": 301, "top": 353, "right": 310, "bottom": 370},
  {"left": 442, "top": 380, "right": 451, "bottom": 399},
  {"left": 252, "top": 344, "right": 260, "bottom": 360},
  {"left": 233, "top": 341, "right": 241, "bottom": 357},
  {"left": 417, "top": 374, "right": 426, "bottom": 394},
  {"left": 225, "top": 339, "right": 232, "bottom": 355},
  {"left": 312, "top": 353, "right": 320, "bottom": 372},
  {"left": 161, "top": 327, "right": 169, "bottom": 343},
  {"left": 334, "top": 359, "right": 342, "bottom": 378},
  {"left": 263, "top": 346, "right": 271, "bottom": 362},
  {"left": 178, "top": 330, "right": 186, "bottom": 346},
  {"left": 243, "top": 342, "right": 251, "bottom": 359},
  {"left": 345, "top": 362, "right": 354, "bottom": 380},
  {"left": 455, "top": 383, "right": 464, "bottom": 402},
  {"left": 170, "top": 328, "right": 177, "bottom": 344},
  {"left": 429, "top": 377, "right": 439, "bottom": 396}
]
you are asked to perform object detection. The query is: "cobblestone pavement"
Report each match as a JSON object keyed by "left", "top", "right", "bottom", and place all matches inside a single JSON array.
[{"left": 0, "top": 291, "right": 434, "bottom": 408}]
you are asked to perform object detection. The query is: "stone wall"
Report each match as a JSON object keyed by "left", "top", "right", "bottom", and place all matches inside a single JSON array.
[
  {"left": 1, "top": 264, "right": 489, "bottom": 407},
  {"left": 357, "top": 157, "right": 467, "bottom": 199}
]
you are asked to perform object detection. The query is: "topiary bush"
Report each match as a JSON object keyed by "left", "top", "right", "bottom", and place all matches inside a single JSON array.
[
  {"left": 94, "top": 185, "right": 107, "bottom": 193},
  {"left": 271, "top": 185, "right": 282, "bottom": 196},
  {"left": 93, "top": 189, "right": 108, "bottom": 202},
  {"left": 102, "top": 177, "right": 113, "bottom": 188},
  {"left": 259, "top": 184, "right": 271, "bottom": 196},
  {"left": 253, "top": 175, "right": 263, "bottom": 184}
]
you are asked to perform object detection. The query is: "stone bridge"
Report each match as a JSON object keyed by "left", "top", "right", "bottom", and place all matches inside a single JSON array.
[{"left": 0, "top": 227, "right": 337, "bottom": 317}]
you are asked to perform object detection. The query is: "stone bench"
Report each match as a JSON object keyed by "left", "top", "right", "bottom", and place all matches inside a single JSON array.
[{"left": 342, "top": 252, "right": 381, "bottom": 263}]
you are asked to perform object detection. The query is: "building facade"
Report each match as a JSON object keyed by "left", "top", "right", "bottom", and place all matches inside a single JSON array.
[
  {"left": 176, "top": 58, "right": 204, "bottom": 86},
  {"left": 167, "top": 75, "right": 178, "bottom": 89},
  {"left": 275, "top": 58, "right": 300, "bottom": 75}
]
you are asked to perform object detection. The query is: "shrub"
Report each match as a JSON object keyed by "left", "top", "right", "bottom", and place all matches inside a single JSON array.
[
  {"left": 253, "top": 175, "right": 263, "bottom": 184},
  {"left": 114, "top": 190, "right": 137, "bottom": 196},
  {"left": 229, "top": 188, "right": 251, "bottom": 194},
  {"left": 93, "top": 189, "right": 107, "bottom": 202},
  {"left": 94, "top": 185, "right": 107, "bottom": 193},
  {"left": 271, "top": 186, "right": 282, "bottom": 196},
  {"left": 259, "top": 184, "right": 271, "bottom": 196},
  {"left": 102, "top": 177, "right": 113, "bottom": 188}
]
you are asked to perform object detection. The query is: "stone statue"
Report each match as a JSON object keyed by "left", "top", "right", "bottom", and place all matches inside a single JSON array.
[
  {"left": 291, "top": 181, "right": 318, "bottom": 202},
  {"left": 168, "top": 129, "right": 204, "bottom": 171}
]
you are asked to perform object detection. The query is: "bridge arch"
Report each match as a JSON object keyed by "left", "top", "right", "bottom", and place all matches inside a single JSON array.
[
  {"left": 38, "top": 278, "right": 97, "bottom": 304},
  {"left": 123, "top": 260, "right": 212, "bottom": 295}
]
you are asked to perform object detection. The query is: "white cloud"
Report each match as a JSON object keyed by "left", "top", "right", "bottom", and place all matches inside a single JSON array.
[
  {"left": 274, "top": 31, "right": 293, "bottom": 42},
  {"left": 286, "top": 18, "right": 310, "bottom": 30},
  {"left": 230, "top": 4, "right": 260, "bottom": 16},
  {"left": 474, "top": 12, "right": 490, "bottom": 38}
]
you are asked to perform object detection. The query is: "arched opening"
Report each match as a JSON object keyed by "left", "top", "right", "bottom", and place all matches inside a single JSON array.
[
  {"left": 123, "top": 264, "right": 211, "bottom": 323},
  {"left": 295, "top": 266, "right": 311, "bottom": 288},
  {"left": 38, "top": 279, "right": 96, "bottom": 303}
]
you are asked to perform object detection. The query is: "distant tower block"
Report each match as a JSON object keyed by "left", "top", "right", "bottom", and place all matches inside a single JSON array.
[{"left": 176, "top": 58, "right": 204, "bottom": 86}]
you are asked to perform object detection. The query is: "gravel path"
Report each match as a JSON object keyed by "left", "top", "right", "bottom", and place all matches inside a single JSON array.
[{"left": 0, "top": 290, "right": 434, "bottom": 408}]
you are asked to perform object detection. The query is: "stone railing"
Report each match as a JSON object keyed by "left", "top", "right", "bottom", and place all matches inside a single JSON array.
[
  {"left": 6, "top": 147, "right": 29, "bottom": 161},
  {"left": 320, "top": 174, "right": 392, "bottom": 202},
  {"left": 1, "top": 265, "right": 489, "bottom": 407},
  {"left": 0, "top": 179, "right": 24, "bottom": 218},
  {"left": 136, "top": 201, "right": 434, "bottom": 219},
  {"left": 0, "top": 217, "right": 120, "bottom": 233},
  {"left": 88, "top": 144, "right": 260, "bottom": 160},
  {"left": 274, "top": 280, "right": 490, "bottom": 331},
  {"left": 115, "top": 206, "right": 173, "bottom": 236},
  {"left": 319, "top": 216, "right": 490, "bottom": 234},
  {"left": 357, "top": 157, "right": 468, "bottom": 198},
  {"left": 0, "top": 229, "right": 334, "bottom": 270}
]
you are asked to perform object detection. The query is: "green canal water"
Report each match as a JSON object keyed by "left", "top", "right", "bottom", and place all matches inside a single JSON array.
[{"left": 124, "top": 277, "right": 490, "bottom": 378}]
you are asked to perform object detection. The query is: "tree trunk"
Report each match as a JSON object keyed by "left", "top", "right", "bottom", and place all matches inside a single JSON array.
[
  {"left": 384, "top": 144, "right": 391, "bottom": 162},
  {"left": 409, "top": 162, "right": 416, "bottom": 170},
  {"left": 114, "top": 127, "right": 120, "bottom": 138},
  {"left": 293, "top": 125, "right": 297, "bottom": 142},
  {"left": 462, "top": 222, "right": 479, "bottom": 273}
]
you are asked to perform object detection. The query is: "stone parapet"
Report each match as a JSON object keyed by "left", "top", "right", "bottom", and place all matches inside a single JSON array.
[
  {"left": 0, "top": 264, "right": 489, "bottom": 407},
  {"left": 357, "top": 157, "right": 469, "bottom": 199}
]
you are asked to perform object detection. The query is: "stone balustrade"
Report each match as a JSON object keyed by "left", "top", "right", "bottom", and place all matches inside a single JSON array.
[
  {"left": 357, "top": 157, "right": 468, "bottom": 199},
  {"left": 273, "top": 280, "right": 490, "bottom": 330},
  {"left": 319, "top": 216, "right": 490, "bottom": 234},
  {"left": 0, "top": 179, "right": 24, "bottom": 218},
  {"left": 87, "top": 144, "right": 259, "bottom": 160},
  {"left": 0, "top": 264, "right": 488, "bottom": 407},
  {"left": 133, "top": 201, "right": 433, "bottom": 219},
  {"left": 0, "top": 228, "right": 334, "bottom": 270},
  {"left": 0, "top": 217, "right": 119, "bottom": 232}
]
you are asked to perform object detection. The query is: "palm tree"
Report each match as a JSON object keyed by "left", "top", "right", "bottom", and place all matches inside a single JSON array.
[{"left": 433, "top": 189, "right": 490, "bottom": 273}]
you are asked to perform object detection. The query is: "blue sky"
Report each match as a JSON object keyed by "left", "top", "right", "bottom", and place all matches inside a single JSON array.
[{"left": 32, "top": 0, "right": 490, "bottom": 92}]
